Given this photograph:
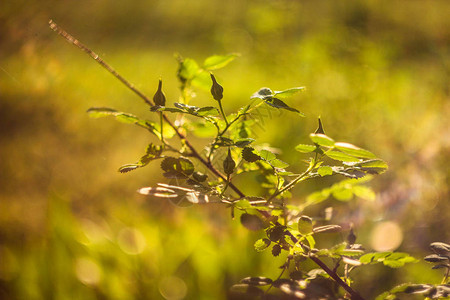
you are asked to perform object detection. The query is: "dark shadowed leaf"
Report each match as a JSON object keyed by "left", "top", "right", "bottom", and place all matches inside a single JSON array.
[
  {"left": 242, "top": 147, "right": 261, "bottom": 162},
  {"left": 234, "top": 138, "right": 255, "bottom": 148},
  {"left": 192, "top": 171, "right": 208, "bottom": 182},
  {"left": 118, "top": 164, "right": 140, "bottom": 173},
  {"left": 251, "top": 87, "right": 273, "bottom": 100},
  {"left": 240, "top": 277, "right": 273, "bottom": 286},
  {"left": 264, "top": 98, "right": 304, "bottom": 116},
  {"left": 268, "top": 225, "right": 286, "bottom": 242},
  {"left": 430, "top": 242, "right": 450, "bottom": 256},
  {"left": 272, "top": 244, "right": 281, "bottom": 257},
  {"left": 229, "top": 284, "right": 264, "bottom": 298},
  {"left": 273, "top": 279, "right": 306, "bottom": 299},
  {"left": 240, "top": 213, "right": 264, "bottom": 231},
  {"left": 424, "top": 254, "right": 448, "bottom": 263}
]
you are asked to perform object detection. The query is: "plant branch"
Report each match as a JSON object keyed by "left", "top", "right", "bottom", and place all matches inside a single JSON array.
[
  {"left": 50, "top": 21, "right": 364, "bottom": 299},
  {"left": 49, "top": 20, "right": 245, "bottom": 198}
]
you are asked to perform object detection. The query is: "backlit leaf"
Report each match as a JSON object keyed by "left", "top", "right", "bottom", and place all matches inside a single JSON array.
[
  {"left": 178, "top": 57, "right": 199, "bottom": 80},
  {"left": 203, "top": 53, "right": 238, "bottom": 70},
  {"left": 325, "top": 150, "right": 360, "bottom": 162},
  {"left": 310, "top": 133, "right": 335, "bottom": 147},
  {"left": 295, "top": 144, "right": 316, "bottom": 153},
  {"left": 318, "top": 166, "right": 333, "bottom": 176},
  {"left": 298, "top": 215, "right": 313, "bottom": 235},
  {"left": 273, "top": 87, "right": 305, "bottom": 99},
  {"left": 335, "top": 142, "right": 376, "bottom": 159},
  {"left": 254, "top": 238, "right": 271, "bottom": 252}
]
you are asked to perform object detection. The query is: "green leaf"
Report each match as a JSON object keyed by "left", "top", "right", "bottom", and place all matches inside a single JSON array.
[
  {"left": 242, "top": 147, "right": 261, "bottom": 162},
  {"left": 192, "top": 171, "right": 208, "bottom": 182},
  {"left": 203, "top": 54, "right": 238, "bottom": 70},
  {"left": 357, "top": 159, "right": 388, "bottom": 174},
  {"left": 273, "top": 87, "right": 305, "bottom": 99},
  {"left": 178, "top": 58, "right": 200, "bottom": 81},
  {"left": 336, "top": 249, "right": 365, "bottom": 257},
  {"left": 191, "top": 69, "right": 212, "bottom": 90},
  {"left": 331, "top": 187, "right": 353, "bottom": 201},
  {"left": 151, "top": 106, "right": 185, "bottom": 113},
  {"left": 178, "top": 157, "right": 195, "bottom": 176},
  {"left": 240, "top": 213, "right": 264, "bottom": 231},
  {"left": 234, "top": 138, "right": 255, "bottom": 148},
  {"left": 335, "top": 142, "right": 376, "bottom": 159},
  {"left": 229, "top": 284, "right": 264, "bottom": 297},
  {"left": 264, "top": 98, "right": 304, "bottom": 116},
  {"left": 215, "top": 136, "right": 235, "bottom": 147},
  {"left": 306, "top": 235, "right": 316, "bottom": 249},
  {"left": 87, "top": 108, "right": 162, "bottom": 137},
  {"left": 196, "top": 106, "right": 220, "bottom": 117},
  {"left": 160, "top": 157, "right": 194, "bottom": 178},
  {"left": 318, "top": 166, "right": 333, "bottom": 176},
  {"left": 295, "top": 144, "right": 316, "bottom": 153},
  {"left": 118, "top": 164, "right": 140, "bottom": 173},
  {"left": 251, "top": 87, "right": 273, "bottom": 100},
  {"left": 298, "top": 216, "right": 313, "bottom": 235},
  {"left": 352, "top": 185, "right": 376, "bottom": 201},
  {"left": 259, "top": 149, "right": 276, "bottom": 162},
  {"left": 270, "top": 159, "right": 289, "bottom": 169},
  {"left": 309, "top": 133, "right": 335, "bottom": 147},
  {"left": 360, "top": 252, "right": 418, "bottom": 268},
  {"left": 325, "top": 150, "right": 361, "bottom": 162}
]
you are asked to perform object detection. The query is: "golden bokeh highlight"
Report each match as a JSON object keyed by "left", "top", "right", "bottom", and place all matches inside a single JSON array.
[
  {"left": 75, "top": 257, "right": 102, "bottom": 286},
  {"left": 370, "top": 221, "right": 404, "bottom": 252},
  {"left": 159, "top": 276, "right": 188, "bottom": 300}
]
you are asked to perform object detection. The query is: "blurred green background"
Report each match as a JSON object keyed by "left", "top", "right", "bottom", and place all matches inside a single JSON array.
[{"left": 1, "top": 0, "right": 449, "bottom": 299}]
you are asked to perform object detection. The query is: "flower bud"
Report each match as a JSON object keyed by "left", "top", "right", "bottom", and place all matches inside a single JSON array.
[
  {"left": 153, "top": 79, "right": 166, "bottom": 106},
  {"left": 210, "top": 73, "right": 223, "bottom": 101}
]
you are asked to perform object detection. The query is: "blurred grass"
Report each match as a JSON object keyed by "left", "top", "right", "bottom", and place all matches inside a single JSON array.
[{"left": 1, "top": 0, "right": 449, "bottom": 299}]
